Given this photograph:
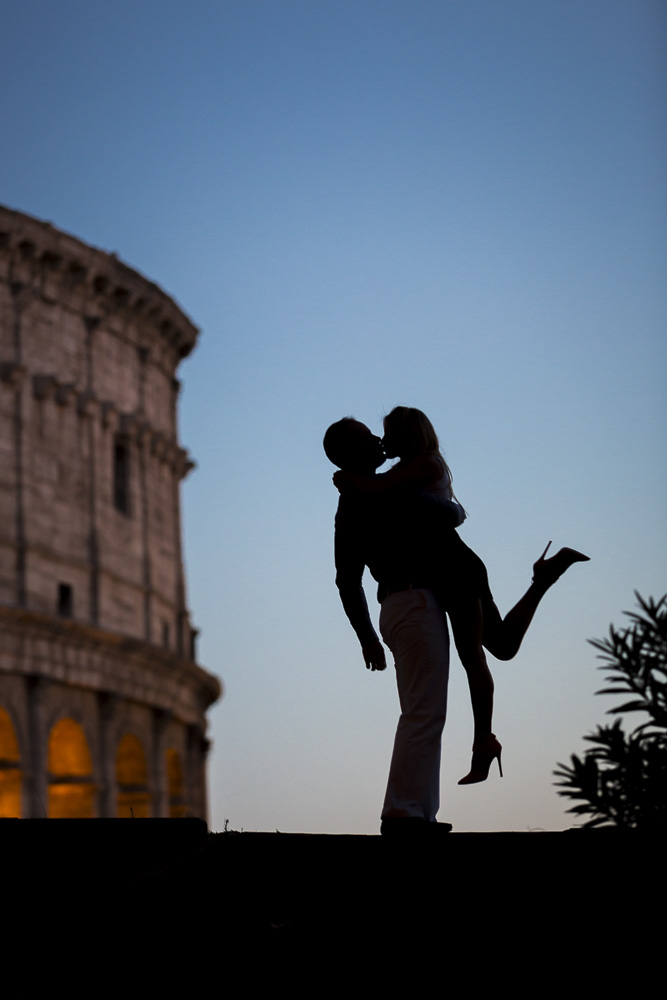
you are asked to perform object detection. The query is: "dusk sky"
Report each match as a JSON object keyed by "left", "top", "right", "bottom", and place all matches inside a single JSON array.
[{"left": 1, "top": 0, "right": 665, "bottom": 833}]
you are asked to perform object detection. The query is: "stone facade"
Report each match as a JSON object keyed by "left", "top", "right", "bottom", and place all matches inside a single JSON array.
[{"left": 0, "top": 206, "right": 221, "bottom": 820}]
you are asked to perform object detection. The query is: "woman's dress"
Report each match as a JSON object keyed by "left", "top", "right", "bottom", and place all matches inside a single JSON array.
[{"left": 422, "top": 465, "right": 493, "bottom": 608}]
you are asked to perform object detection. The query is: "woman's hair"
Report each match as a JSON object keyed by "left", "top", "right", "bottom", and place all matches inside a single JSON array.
[
  {"left": 383, "top": 406, "right": 440, "bottom": 457},
  {"left": 384, "top": 405, "right": 458, "bottom": 498}
]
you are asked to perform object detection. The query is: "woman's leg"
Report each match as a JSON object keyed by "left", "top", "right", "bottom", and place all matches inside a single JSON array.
[
  {"left": 448, "top": 597, "right": 503, "bottom": 784},
  {"left": 448, "top": 598, "right": 493, "bottom": 744},
  {"left": 481, "top": 545, "right": 590, "bottom": 661},
  {"left": 481, "top": 585, "right": 544, "bottom": 661}
]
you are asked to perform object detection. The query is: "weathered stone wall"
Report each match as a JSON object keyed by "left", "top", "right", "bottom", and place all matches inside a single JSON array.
[
  {"left": 0, "top": 206, "right": 221, "bottom": 820},
  {"left": 0, "top": 207, "right": 197, "bottom": 646}
]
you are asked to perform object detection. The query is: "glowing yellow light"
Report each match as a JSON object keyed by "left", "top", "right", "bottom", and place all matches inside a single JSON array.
[
  {"left": 0, "top": 707, "right": 22, "bottom": 818},
  {"left": 48, "top": 718, "right": 95, "bottom": 818},
  {"left": 116, "top": 733, "right": 151, "bottom": 817}
]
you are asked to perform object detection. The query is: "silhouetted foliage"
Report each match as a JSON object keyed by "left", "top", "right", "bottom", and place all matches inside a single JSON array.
[{"left": 554, "top": 593, "right": 667, "bottom": 830}]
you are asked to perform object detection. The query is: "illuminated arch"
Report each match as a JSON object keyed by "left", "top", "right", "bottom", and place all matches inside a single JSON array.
[
  {"left": 166, "top": 747, "right": 186, "bottom": 817},
  {"left": 48, "top": 718, "right": 95, "bottom": 818},
  {"left": 0, "top": 706, "right": 22, "bottom": 818},
  {"left": 116, "top": 733, "right": 151, "bottom": 818}
]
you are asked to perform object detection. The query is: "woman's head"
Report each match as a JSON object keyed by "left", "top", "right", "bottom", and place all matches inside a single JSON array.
[{"left": 382, "top": 406, "right": 440, "bottom": 460}]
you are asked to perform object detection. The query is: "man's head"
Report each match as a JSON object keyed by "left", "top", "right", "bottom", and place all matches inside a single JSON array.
[{"left": 323, "top": 418, "right": 385, "bottom": 473}]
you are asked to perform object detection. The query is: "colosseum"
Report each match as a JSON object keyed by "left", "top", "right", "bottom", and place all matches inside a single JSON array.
[{"left": 0, "top": 205, "right": 221, "bottom": 821}]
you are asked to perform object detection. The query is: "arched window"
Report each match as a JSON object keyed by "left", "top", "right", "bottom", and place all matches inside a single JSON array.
[
  {"left": 166, "top": 748, "right": 186, "bottom": 817},
  {"left": 116, "top": 733, "right": 150, "bottom": 818},
  {"left": 48, "top": 718, "right": 95, "bottom": 818},
  {"left": 0, "top": 707, "right": 22, "bottom": 818}
]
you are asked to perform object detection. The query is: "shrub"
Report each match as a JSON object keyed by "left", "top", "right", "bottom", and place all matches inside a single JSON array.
[{"left": 554, "top": 593, "right": 667, "bottom": 830}]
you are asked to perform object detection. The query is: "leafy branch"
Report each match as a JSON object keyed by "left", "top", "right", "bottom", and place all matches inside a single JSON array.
[{"left": 554, "top": 593, "right": 667, "bottom": 831}]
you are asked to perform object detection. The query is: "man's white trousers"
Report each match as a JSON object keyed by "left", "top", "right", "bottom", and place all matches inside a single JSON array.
[{"left": 379, "top": 589, "right": 450, "bottom": 822}]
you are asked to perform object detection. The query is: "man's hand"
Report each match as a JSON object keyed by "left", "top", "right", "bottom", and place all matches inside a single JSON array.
[
  {"left": 362, "top": 639, "right": 387, "bottom": 672},
  {"left": 332, "top": 470, "right": 349, "bottom": 492}
]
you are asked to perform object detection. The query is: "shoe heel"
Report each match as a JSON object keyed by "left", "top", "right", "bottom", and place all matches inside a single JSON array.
[{"left": 458, "top": 735, "right": 503, "bottom": 785}]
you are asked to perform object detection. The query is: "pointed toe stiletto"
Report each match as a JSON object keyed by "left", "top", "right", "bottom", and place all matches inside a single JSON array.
[
  {"left": 458, "top": 734, "right": 503, "bottom": 785},
  {"left": 532, "top": 542, "right": 590, "bottom": 588}
]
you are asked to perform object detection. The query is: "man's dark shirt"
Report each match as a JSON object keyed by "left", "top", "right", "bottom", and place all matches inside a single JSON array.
[{"left": 334, "top": 487, "right": 460, "bottom": 648}]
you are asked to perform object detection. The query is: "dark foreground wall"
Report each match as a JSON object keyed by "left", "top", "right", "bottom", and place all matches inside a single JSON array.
[{"left": 4, "top": 819, "right": 659, "bottom": 996}]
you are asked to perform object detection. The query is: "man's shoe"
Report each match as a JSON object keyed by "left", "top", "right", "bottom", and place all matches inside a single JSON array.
[
  {"left": 427, "top": 821, "right": 453, "bottom": 835},
  {"left": 380, "top": 817, "right": 453, "bottom": 837}
]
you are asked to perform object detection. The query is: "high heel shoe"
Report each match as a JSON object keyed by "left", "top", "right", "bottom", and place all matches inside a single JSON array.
[
  {"left": 532, "top": 541, "right": 590, "bottom": 589},
  {"left": 458, "top": 734, "right": 503, "bottom": 785}
]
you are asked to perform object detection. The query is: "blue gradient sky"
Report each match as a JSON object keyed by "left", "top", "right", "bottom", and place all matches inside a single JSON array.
[{"left": 2, "top": 0, "right": 665, "bottom": 832}]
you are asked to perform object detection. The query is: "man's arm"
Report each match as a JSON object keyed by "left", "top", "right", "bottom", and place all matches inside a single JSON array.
[
  {"left": 334, "top": 471, "right": 466, "bottom": 529},
  {"left": 334, "top": 454, "right": 442, "bottom": 494},
  {"left": 334, "top": 499, "right": 386, "bottom": 672},
  {"left": 418, "top": 492, "right": 466, "bottom": 527}
]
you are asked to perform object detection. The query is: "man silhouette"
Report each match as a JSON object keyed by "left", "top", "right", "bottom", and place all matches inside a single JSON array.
[
  {"left": 323, "top": 417, "right": 463, "bottom": 836},
  {"left": 324, "top": 416, "right": 588, "bottom": 836}
]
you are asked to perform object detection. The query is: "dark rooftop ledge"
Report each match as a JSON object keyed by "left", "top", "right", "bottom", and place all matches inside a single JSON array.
[
  {"left": 3, "top": 817, "right": 653, "bottom": 892},
  {"left": 4, "top": 819, "right": 657, "bottom": 992}
]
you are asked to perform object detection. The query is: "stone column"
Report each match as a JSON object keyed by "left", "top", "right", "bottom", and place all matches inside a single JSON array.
[
  {"left": 139, "top": 434, "right": 152, "bottom": 645},
  {"left": 25, "top": 675, "right": 49, "bottom": 819},
  {"left": 152, "top": 708, "right": 170, "bottom": 818},
  {"left": 97, "top": 692, "right": 117, "bottom": 818},
  {"left": 186, "top": 724, "right": 209, "bottom": 821},
  {"left": 9, "top": 283, "right": 30, "bottom": 609},
  {"left": 84, "top": 315, "right": 101, "bottom": 626}
]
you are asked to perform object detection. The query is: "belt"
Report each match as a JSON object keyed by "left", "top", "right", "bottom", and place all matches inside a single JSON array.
[{"left": 382, "top": 582, "right": 432, "bottom": 598}]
